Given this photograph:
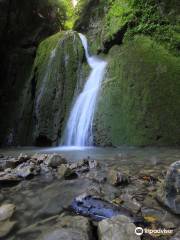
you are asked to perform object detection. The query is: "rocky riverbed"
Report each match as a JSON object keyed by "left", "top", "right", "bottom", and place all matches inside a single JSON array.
[{"left": 0, "top": 146, "right": 179, "bottom": 240}]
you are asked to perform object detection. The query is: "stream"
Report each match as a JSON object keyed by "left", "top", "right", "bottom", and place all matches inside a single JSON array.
[{"left": 0, "top": 146, "right": 180, "bottom": 239}]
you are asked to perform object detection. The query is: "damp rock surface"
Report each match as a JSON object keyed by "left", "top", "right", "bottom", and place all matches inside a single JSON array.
[
  {"left": 0, "top": 147, "right": 180, "bottom": 240},
  {"left": 98, "top": 215, "right": 140, "bottom": 240},
  {"left": 71, "top": 194, "right": 133, "bottom": 221},
  {"left": 157, "top": 161, "right": 180, "bottom": 214}
]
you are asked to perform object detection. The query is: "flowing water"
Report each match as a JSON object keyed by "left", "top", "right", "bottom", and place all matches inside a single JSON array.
[
  {"left": 1, "top": 146, "right": 180, "bottom": 240},
  {"left": 63, "top": 33, "right": 107, "bottom": 146}
]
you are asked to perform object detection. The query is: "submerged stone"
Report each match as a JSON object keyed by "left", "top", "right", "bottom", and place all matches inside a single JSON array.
[
  {"left": 0, "top": 220, "right": 16, "bottom": 238},
  {"left": 0, "top": 204, "right": 16, "bottom": 221},
  {"left": 14, "top": 162, "right": 40, "bottom": 178},
  {"left": 108, "top": 168, "right": 130, "bottom": 186},
  {"left": 45, "top": 154, "right": 67, "bottom": 168},
  {"left": 57, "top": 164, "right": 78, "bottom": 180},
  {"left": 38, "top": 228, "right": 89, "bottom": 240},
  {"left": 18, "top": 215, "right": 91, "bottom": 240},
  {"left": 70, "top": 195, "right": 133, "bottom": 221}
]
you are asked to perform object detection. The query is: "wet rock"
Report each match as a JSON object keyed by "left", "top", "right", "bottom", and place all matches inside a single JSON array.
[
  {"left": 0, "top": 220, "right": 16, "bottom": 238},
  {"left": 114, "top": 194, "right": 141, "bottom": 214},
  {"left": 18, "top": 153, "right": 30, "bottom": 163},
  {"left": 57, "top": 159, "right": 99, "bottom": 180},
  {"left": 32, "top": 154, "right": 48, "bottom": 163},
  {"left": 170, "top": 228, "right": 180, "bottom": 240},
  {"left": 70, "top": 160, "right": 89, "bottom": 174},
  {"left": 98, "top": 215, "right": 140, "bottom": 240},
  {"left": 108, "top": 169, "right": 130, "bottom": 186},
  {"left": 56, "top": 215, "right": 91, "bottom": 231},
  {"left": 162, "top": 221, "right": 176, "bottom": 229},
  {"left": 88, "top": 159, "right": 99, "bottom": 169},
  {"left": 40, "top": 163, "right": 53, "bottom": 174},
  {"left": 71, "top": 159, "right": 99, "bottom": 173},
  {"left": 19, "top": 215, "right": 91, "bottom": 240},
  {"left": 45, "top": 154, "right": 67, "bottom": 168},
  {"left": 57, "top": 164, "right": 78, "bottom": 180},
  {"left": 157, "top": 161, "right": 180, "bottom": 214},
  {"left": 0, "top": 204, "right": 16, "bottom": 221},
  {"left": 141, "top": 206, "right": 179, "bottom": 228},
  {"left": 0, "top": 158, "right": 18, "bottom": 171},
  {"left": 0, "top": 172, "right": 21, "bottom": 184},
  {"left": 0, "top": 203, "right": 16, "bottom": 238},
  {"left": 86, "top": 171, "right": 107, "bottom": 183},
  {"left": 0, "top": 154, "right": 31, "bottom": 172},
  {"left": 35, "top": 216, "right": 91, "bottom": 240},
  {"left": 71, "top": 194, "right": 133, "bottom": 221},
  {"left": 14, "top": 162, "right": 40, "bottom": 178},
  {"left": 38, "top": 228, "right": 89, "bottom": 240},
  {"left": 141, "top": 207, "right": 163, "bottom": 222}
]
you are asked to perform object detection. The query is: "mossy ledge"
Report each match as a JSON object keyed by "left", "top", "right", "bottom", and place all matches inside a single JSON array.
[
  {"left": 94, "top": 35, "right": 180, "bottom": 146},
  {"left": 15, "top": 31, "right": 85, "bottom": 146}
]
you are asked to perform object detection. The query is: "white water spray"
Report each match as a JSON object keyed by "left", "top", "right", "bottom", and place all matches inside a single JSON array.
[
  {"left": 72, "top": 0, "right": 78, "bottom": 7},
  {"left": 62, "top": 33, "right": 107, "bottom": 146}
]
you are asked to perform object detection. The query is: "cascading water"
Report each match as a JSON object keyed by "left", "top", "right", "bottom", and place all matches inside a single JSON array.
[{"left": 62, "top": 33, "right": 107, "bottom": 146}]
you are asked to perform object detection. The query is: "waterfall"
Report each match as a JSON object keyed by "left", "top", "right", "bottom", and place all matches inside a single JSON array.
[{"left": 62, "top": 33, "right": 107, "bottom": 146}]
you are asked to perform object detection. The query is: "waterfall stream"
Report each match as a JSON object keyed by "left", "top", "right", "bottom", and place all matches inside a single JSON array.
[{"left": 62, "top": 33, "right": 107, "bottom": 146}]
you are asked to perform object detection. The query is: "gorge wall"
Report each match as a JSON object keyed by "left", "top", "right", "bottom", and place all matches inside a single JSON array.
[
  {"left": 75, "top": 0, "right": 180, "bottom": 146},
  {"left": 0, "top": 0, "right": 179, "bottom": 146},
  {"left": 0, "top": 0, "right": 75, "bottom": 145}
]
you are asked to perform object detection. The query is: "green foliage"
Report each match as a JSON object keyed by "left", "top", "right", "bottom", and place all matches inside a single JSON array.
[
  {"left": 104, "top": 0, "right": 134, "bottom": 39},
  {"left": 123, "top": 0, "right": 180, "bottom": 54},
  {"left": 60, "top": 0, "right": 75, "bottom": 29},
  {"left": 76, "top": 0, "right": 179, "bottom": 53},
  {"left": 34, "top": 32, "right": 63, "bottom": 72},
  {"left": 37, "top": 0, "right": 75, "bottom": 30}
]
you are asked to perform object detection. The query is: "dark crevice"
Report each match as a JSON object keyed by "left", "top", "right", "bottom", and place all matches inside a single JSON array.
[
  {"left": 31, "top": 68, "right": 37, "bottom": 100},
  {"left": 90, "top": 222, "right": 99, "bottom": 240},
  {"left": 35, "top": 135, "right": 52, "bottom": 147},
  {"left": 98, "top": 24, "right": 128, "bottom": 54},
  {"left": 156, "top": 135, "right": 162, "bottom": 141}
]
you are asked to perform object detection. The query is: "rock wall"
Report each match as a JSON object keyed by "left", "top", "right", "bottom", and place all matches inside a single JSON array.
[
  {"left": 75, "top": 0, "right": 180, "bottom": 146},
  {"left": 0, "top": 0, "right": 179, "bottom": 147},
  {"left": 0, "top": 0, "right": 67, "bottom": 145},
  {"left": 95, "top": 36, "right": 180, "bottom": 146},
  {"left": 13, "top": 31, "right": 84, "bottom": 146}
]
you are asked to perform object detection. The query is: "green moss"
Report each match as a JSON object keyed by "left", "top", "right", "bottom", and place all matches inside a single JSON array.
[
  {"left": 30, "top": 31, "right": 84, "bottom": 144},
  {"left": 75, "top": 0, "right": 180, "bottom": 54},
  {"left": 34, "top": 32, "right": 63, "bottom": 73},
  {"left": 104, "top": 0, "right": 134, "bottom": 40},
  {"left": 95, "top": 35, "right": 180, "bottom": 146},
  {"left": 123, "top": 0, "right": 180, "bottom": 54}
]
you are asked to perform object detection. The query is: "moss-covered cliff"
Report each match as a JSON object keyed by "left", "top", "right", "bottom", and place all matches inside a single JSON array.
[
  {"left": 14, "top": 31, "right": 84, "bottom": 146},
  {"left": 95, "top": 36, "right": 180, "bottom": 146},
  {"left": 0, "top": 0, "right": 73, "bottom": 145},
  {"left": 0, "top": 0, "right": 179, "bottom": 147},
  {"left": 76, "top": 0, "right": 180, "bottom": 146}
]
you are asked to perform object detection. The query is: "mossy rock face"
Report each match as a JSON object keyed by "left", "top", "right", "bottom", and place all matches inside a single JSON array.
[
  {"left": 94, "top": 36, "right": 180, "bottom": 146},
  {"left": 75, "top": 0, "right": 180, "bottom": 54},
  {"left": 15, "top": 31, "right": 84, "bottom": 146},
  {"left": 0, "top": 0, "right": 64, "bottom": 145}
]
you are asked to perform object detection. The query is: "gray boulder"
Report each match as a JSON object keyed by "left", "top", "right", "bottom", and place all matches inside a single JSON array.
[
  {"left": 98, "top": 215, "right": 140, "bottom": 240},
  {"left": 157, "top": 161, "right": 180, "bottom": 214}
]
